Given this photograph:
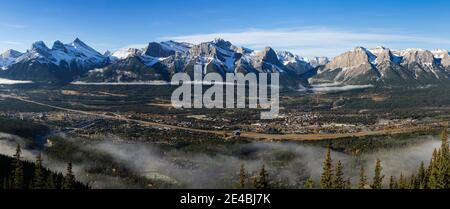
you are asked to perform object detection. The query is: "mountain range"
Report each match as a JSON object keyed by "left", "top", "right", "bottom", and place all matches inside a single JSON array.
[
  {"left": 311, "top": 46, "right": 450, "bottom": 86},
  {"left": 1, "top": 38, "right": 450, "bottom": 88}
]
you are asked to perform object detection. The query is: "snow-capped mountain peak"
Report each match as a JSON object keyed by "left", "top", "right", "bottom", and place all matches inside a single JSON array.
[
  {"left": 431, "top": 49, "right": 449, "bottom": 59},
  {"left": 4, "top": 38, "right": 108, "bottom": 83},
  {"left": 309, "top": 57, "right": 330, "bottom": 67},
  {"left": 0, "top": 49, "right": 23, "bottom": 70},
  {"left": 109, "top": 47, "right": 143, "bottom": 60},
  {"left": 1, "top": 49, "right": 22, "bottom": 58},
  {"left": 276, "top": 50, "right": 307, "bottom": 65},
  {"left": 160, "top": 40, "right": 192, "bottom": 53}
]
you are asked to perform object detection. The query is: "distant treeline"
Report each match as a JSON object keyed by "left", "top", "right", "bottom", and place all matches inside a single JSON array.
[{"left": 0, "top": 117, "right": 49, "bottom": 139}]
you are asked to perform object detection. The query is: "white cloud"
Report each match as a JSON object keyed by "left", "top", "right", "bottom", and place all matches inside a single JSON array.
[
  {"left": 159, "top": 27, "right": 450, "bottom": 58},
  {"left": 2, "top": 23, "right": 28, "bottom": 29},
  {"left": 0, "top": 41, "right": 24, "bottom": 45}
]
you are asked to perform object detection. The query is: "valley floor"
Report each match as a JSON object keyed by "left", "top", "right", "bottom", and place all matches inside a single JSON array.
[{"left": 0, "top": 84, "right": 449, "bottom": 188}]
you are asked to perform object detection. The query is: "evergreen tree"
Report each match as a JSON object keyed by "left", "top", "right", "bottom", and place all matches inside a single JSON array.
[
  {"left": 417, "top": 161, "right": 426, "bottom": 189},
  {"left": 333, "top": 160, "right": 345, "bottom": 189},
  {"left": 33, "top": 153, "right": 45, "bottom": 189},
  {"left": 424, "top": 150, "right": 437, "bottom": 189},
  {"left": 345, "top": 177, "right": 351, "bottom": 189},
  {"left": 409, "top": 174, "right": 417, "bottom": 189},
  {"left": 45, "top": 174, "right": 57, "bottom": 189},
  {"left": 371, "top": 159, "right": 384, "bottom": 189},
  {"left": 62, "top": 162, "right": 76, "bottom": 189},
  {"left": 238, "top": 163, "right": 246, "bottom": 189},
  {"left": 389, "top": 176, "right": 396, "bottom": 189},
  {"left": 398, "top": 173, "right": 407, "bottom": 189},
  {"left": 303, "top": 176, "right": 314, "bottom": 189},
  {"left": 358, "top": 165, "right": 368, "bottom": 189},
  {"left": 12, "top": 144, "right": 24, "bottom": 189},
  {"left": 320, "top": 146, "right": 334, "bottom": 189},
  {"left": 438, "top": 129, "right": 449, "bottom": 188},
  {"left": 428, "top": 149, "right": 439, "bottom": 189},
  {"left": 253, "top": 165, "right": 269, "bottom": 189}
]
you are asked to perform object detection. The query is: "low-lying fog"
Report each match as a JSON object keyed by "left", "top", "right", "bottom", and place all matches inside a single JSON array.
[{"left": 0, "top": 132, "right": 440, "bottom": 188}]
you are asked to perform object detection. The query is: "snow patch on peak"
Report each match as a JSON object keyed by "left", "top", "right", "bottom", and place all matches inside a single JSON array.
[
  {"left": 1, "top": 49, "right": 22, "bottom": 58},
  {"left": 369, "top": 46, "right": 388, "bottom": 55},
  {"left": 160, "top": 41, "right": 192, "bottom": 53},
  {"left": 276, "top": 50, "right": 307, "bottom": 65},
  {"left": 431, "top": 49, "right": 449, "bottom": 59},
  {"left": 30, "top": 41, "right": 51, "bottom": 56},
  {"left": 110, "top": 48, "right": 143, "bottom": 60},
  {"left": 0, "top": 49, "right": 23, "bottom": 70}
]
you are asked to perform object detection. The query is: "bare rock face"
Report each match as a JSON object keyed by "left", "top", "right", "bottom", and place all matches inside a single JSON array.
[
  {"left": 188, "top": 42, "right": 219, "bottom": 58},
  {"left": 144, "top": 42, "right": 175, "bottom": 58},
  {"left": 440, "top": 52, "right": 450, "bottom": 67},
  {"left": 256, "top": 47, "right": 283, "bottom": 66},
  {"left": 372, "top": 47, "right": 400, "bottom": 65},
  {"left": 311, "top": 47, "right": 380, "bottom": 85},
  {"left": 311, "top": 46, "right": 450, "bottom": 86},
  {"left": 401, "top": 49, "right": 436, "bottom": 65},
  {"left": 326, "top": 47, "right": 374, "bottom": 69}
]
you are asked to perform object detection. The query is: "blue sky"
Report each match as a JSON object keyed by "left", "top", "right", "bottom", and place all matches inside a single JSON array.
[{"left": 1, "top": 0, "right": 450, "bottom": 57}]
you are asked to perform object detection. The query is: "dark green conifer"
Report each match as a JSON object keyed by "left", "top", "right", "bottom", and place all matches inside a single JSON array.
[
  {"left": 371, "top": 159, "right": 384, "bottom": 189},
  {"left": 358, "top": 165, "right": 368, "bottom": 189},
  {"left": 62, "top": 162, "right": 76, "bottom": 189},
  {"left": 320, "top": 146, "right": 334, "bottom": 189},
  {"left": 253, "top": 164, "right": 269, "bottom": 189},
  {"left": 303, "top": 176, "right": 314, "bottom": 189},
  {"left": 33, "top": 153, "right": 45, "bottom": 189},
  {"left": 333, "top": 160, "right": 345, "bottom": 189},
  {"left": 12, "top": 144, "right": 24, "bottom": 189}
]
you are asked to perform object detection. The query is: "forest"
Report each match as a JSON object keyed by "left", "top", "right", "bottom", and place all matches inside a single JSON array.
[
  {"left": 238, "top": 129, "right": 450, "bottom": 189},
  {"left": 0, "top": 144, "right": 88, "bottom": 189}
]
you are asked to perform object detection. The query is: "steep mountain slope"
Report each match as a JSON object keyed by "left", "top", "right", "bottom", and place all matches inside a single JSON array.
[
  {"left": 310, "top": 46, "right": 450, "bottom": 86},
  {"left": 1, "top": 38, "right": 108, "bottom": 83},
  {"left": 79, "top": 56, "right": 170, "bottom": 82},
  {"left": 0, "top": 49, "right": 23, "bottom": 70},
  {"left": 3, "top": 37, "right": 449, "bottom": 88},
  {"left": 80, "top": 39, "right": 314, "bottom": 88}
]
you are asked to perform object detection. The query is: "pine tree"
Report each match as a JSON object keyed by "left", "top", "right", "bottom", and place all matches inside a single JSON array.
[
  {"left": 417, "top": 161, "right": 426, "bottom": 189},
  {"left": 320, "top": 146, "right": 333, "bottom": 189},
  {"left": 12, "top": 144, "right": 24, "bottom": 189},
  {"left": 33, "top": 153, "right": 45, "bottom": 189},
  {"left": 358, "top": 165, "right": 368, "bottom": 189},
  {"left": 253, "top": 165, "right": 269, "bottom": 189},
  {"left": 345, "top": 177, "right": 352, "bottom": 189},
  {"left": 428, "top": 149, "right": 439, "bottom": 189},
  {"left": 438, "top": 129, "right": 449, "bottom": 188},
  {"left": 389, "top": 176, "right": 396, "bottom": 189},
  {"left": 333, "top": 160, "right": 345, "bottom": 189},
  {"left": 424, "top": 150, "right": 437, "bottom": 189},
  {"left": 303, "top": 176, "right": 314, "bottom": 189},
  {"left": 238, "top": 163, "right": 246, "bottom": 189},
  {"left": 62, "top": 162, "right": 76, "bottom": 189},
  {"left": 427, "top": 130, "right": 448, "bottom": 189},
  {"left": 45, "top": 174, "right": 57, "bottom": 189},
  {"left": 371, "top": 159, "right": 384, "bottom": 189},
  {"left": 398, "top": 173, "right": 407, "bottom": 189},
  {"left": 409, "top": 174, "right": 417, "bottom": 189}
]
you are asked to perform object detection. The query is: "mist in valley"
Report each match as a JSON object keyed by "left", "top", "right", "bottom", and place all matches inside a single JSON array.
[{"left": 0, "top": 132, "right": 441, "bottom": 188}]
